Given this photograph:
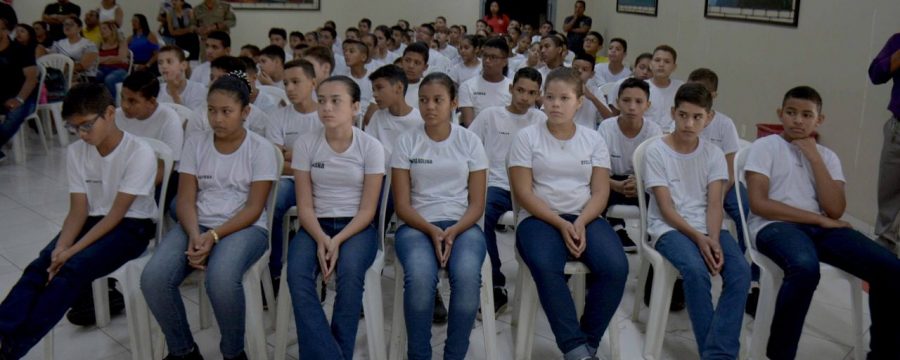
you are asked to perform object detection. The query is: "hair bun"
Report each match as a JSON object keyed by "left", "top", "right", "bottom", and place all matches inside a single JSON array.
[{"left": 226, "top": 70, "right": 251, "bottom": 91}]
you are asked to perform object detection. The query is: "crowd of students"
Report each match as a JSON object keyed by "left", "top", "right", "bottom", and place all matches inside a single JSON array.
[{"left": 1, "top": 3, "right": 900, "bottom": 360}]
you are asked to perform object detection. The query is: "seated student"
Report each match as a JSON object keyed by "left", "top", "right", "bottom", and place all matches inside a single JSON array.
[
  {"left": 291, "top": 43, "right": 308, "bottom": 64},
  {"left": 185, "top": 56, "right": 272, "bottom": 138},
  {"left": 594, "top": 38, "right": 630, "bottom": 85},
  {"left": 189, "top": 30, "right": 230, "bottom": 87},
  {"left": 597, "top": 78, "right": 662, "bottom": 251},
  {"left": 157, "top": 45, "right": 207, "bottom": 110},
  {"left": 400, "top": 42, "right": 429, "bottom": 110},
  {"left": 239, "top": 44, "right": 260, "bottom": 63},
  {"left": 391, "top": 72, "right": 488, "bottom": 359},
  {"left": 268, "top": 27, "right": 292, "bottom": 61},
  {"left": 459, "top": 37, "right": 513, "bottom": 127},
  {"left": 0, "top": 84, "right": 157, "bottom": 359},
  {"left": 413, "top": 23, "right": 452, "bottom": 75},
  {"left": 643, "top": 83, "right": 750, "bottom": 359},
  {"left": 536, "top": 33, "right": 568, "bottom": 81},
  {"left": 469, "top": 67, "right": 546, "bottom": 316},
  {"left": 645, "top": 45, "right": 684, "bottom": 132},
  {"left": 582, "top": 31, "right": 607, "bottom": 64},
  {"left": 387, "top": 25, "right": 407, "bottom": 59},
  {"left": 342, "top": 39, "right": 374, "bottom": 118},
  {"left": 318, "top": 27, "right": 347, "bottom": 76},
  {"left": 511, "top": 40, "right": 542, "bottom": 75},
  {"left": 301, "top": 45, "right": 335, "bottom": 90},
  {"left": 51, "top": 17, "right": 99, "bottom": 82},
  {"left": 238, "top": 56, "right": 281, "bottom": 113},
  {"left": 606, "top": 52, "right": 653, "bottom": 116},
  {"left": 447, "top": 35, "right": 482, "bottom": 86},
  {"left": 258, "top": 45, "right": 286, "bottom": 89},
  {"left": 571, "top": 53, "right": 612, "bottom": 127},
  {"left": 288, "top": 31, "right": 303, "bottom": 52},
  {"left": 141, "top": 74, "right": 278, "bottom": 360},
  {"left": 265, "top": 59, "right": 321, "bottom": 281},
  {"left": 746, "top": 86, "right": 900, "bottom": 360},
  {"left": 509, "top": 67, "right": 627, "bottom": 360},
  {"left": 287, "top": 76, "right": 384, "bottom": 359},
  {"left": 360, "top": 33, "right": 383, "bottom": 72},
  {"left": 304, "top": 31, "right": 319, "bottom": 48},
  {"left": 344, "top": 27, "right": 360, "bottom": 41}
]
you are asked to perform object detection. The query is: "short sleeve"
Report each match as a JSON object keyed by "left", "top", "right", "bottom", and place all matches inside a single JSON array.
[
  {"left": 184, "top": 111, "right": 206, "bottom": 138},
  {"left": 118, "top": 141, "right": 158, "bottom": 196},
  {"left": 466, "top": 132, "right": 489, "bottom": 171},
  {"left": 707, "top": 147, "right": 729, "bottom": 185},
  {"left": 468, "top": 110, "right": 488, "bottom": 142},
  {"left": 643, "top": 144, "right": 669, "bottom": 189},
  {"left": 251, "top": 139, "right": 279, "bottom": 182},
  {"left": 743, "top": 140, "right": 773, "bottom": 179},
  {"left": 67, "top": 145, "right": 86, "bottom": 194},
  {"left": 591, "top": 134, "right": 611, "bottom": 169},
  {"left": 161, "top": 112, "right": 185, "bottom": 162},
  {"left": 83, "top": 41, "right": 98, "bottom": 53},
  {"left": 178, "top": 135, "right": 199, "bottom": 175},
  {"left": 390, "top": 133, "right": 412, "bottom": 170},
  {"left": 719, "top": 115, "right": 740, "bottom": 155},
  {"left": 507, "top": 129, "right": 533, "bottom": 168},
  {"left": 823, "top": 149, "right": 846, "bottom": 183},
  {"left": 364, "top": 136, "right": 386, "bottom": 175},
  {"left": 582, "top": 17, "right": 593, "bottom": 27},
  {"left": 290, "top": 135, "right": 311, "bottom": 171},
  {"left": 458, "top": 81, "right": 474, "bottom": 108},
  {"left": 265, "top": 115, "right": 284, "bottom": 146}
]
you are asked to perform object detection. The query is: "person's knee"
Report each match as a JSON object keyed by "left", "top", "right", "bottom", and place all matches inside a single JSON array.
[
  {"left": 784, "top": 254, "right": 821, "bottom": 288},
  {"left": 204, "top": 268, "right": 245, "bottom": 302}
]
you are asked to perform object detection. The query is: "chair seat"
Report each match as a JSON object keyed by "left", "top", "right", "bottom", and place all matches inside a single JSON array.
[
  {"left": 607, "top": 205, "right": 640, "bottom": 220},
  {"left": 499, "top": 211, "right": 515, "bottom": 227}
]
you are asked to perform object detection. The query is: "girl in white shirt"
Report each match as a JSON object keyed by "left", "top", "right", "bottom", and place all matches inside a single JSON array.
[
  {"left": 447, "top": 35, "right": 482, "bottom": 86},
  {"left": 286, "top": 76, "right": 384, "bottom": 359},
  {"left": 141, "top": 74, "right": 278, "bottom": 360},
  {"left": 156, "top": 45, "right": 208, "bottom": 110},
  {"left": 52, "top": 17, "right": 99, "bottom": 80},
  {"left": 508, "top": 67, "right": 627, "bottom": 360},
  {"left": 391, "top": 72, "right": 488, "bottom": 360}
]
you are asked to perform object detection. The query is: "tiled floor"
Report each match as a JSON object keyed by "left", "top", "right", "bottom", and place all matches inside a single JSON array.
[{"left": 1, "top": 134, "right": 869, "bottom": 359}]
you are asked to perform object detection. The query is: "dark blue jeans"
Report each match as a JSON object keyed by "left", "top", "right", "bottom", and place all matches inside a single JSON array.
[
  {"left": 516, "top": 214, "right": 628, "bottom": 356},
  {"left": 0, "top": 217, "right": 153, "bottom": 359},
  {"left": 270, "top": 178, "right": 296, "bottom": 277},
  {"left": 286, "top": 218, "right": 377, "bottom": 359},
  {"left": 0, "top": 96, "right": 38, "bottom": 150},
  {"left": 723, "top": 183, "right": 759, "bottom": 281},
  {"left": 756, "top": 222, "right": 900, "bottom": 360},
  {"left": 484, "top": 186, "right": 511, "bottom": 287}
]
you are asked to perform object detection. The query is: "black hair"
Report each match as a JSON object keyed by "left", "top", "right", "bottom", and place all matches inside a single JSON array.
[
  {"left": 541, "top": 33, "right": 567, "bottom": 48},
  {"left": 420, "top": 72, "right": 457, "bottom": 101},
  {"left": 542, "top": 20, "right": 554, "bottom": 29},
  {"left": 674, "top": 82, "right": 713, "bottom": 111},
  {"left": 240, "top": 44, "right": 260, "bottom": 57},
  {"left": 482, "top": 36, "right": 510, "bottom": 56},
  {"left": 324, "top": 20, "right": 336, "bottom": 29},
  {"left": 304, "top": 31, "right": 319, "bottom": 42},
  {"left": 461, "top": 34, "right": 483, "bottom": 48},
  {"left": 403, "top": 42, "right": 430, "bottom": 63},
  {"left": 688, "top": 68, "right": 719, "bottom": 92},
  {"left": 653, "top": 44, "right": 677, "bottom": 63},
  {"left": 586, "top": 31, "right": 603, "bottom": 46},
  {"left": 319, "top": 26, "right": 337, "bottom": 40},
  {"left": 62, "top": 83, "right": 114, "bottom": 119},
  {"left": 436, "top": 16, "right": 447, "bottom": 22},
  {"left": 318, "top": 75, "right": 361, "bottom": 103},
  {"left": 122, "top": 71, "right": 160, "bottom": 99},
  {"left": 419, "top": 23, "right": 435, "bottom": 37},
  {"left": 211, "top": 56, "right": 247, "bottom": 74},
  {"left": 289, "top": 31, "right": 303, "bottom": 39},
  {"left": 159, "top": 44, "right": 187, "bottom": 61},
  {"left": 67, "top": 17, "right": 83, "bottom": 28},
  {"left": 610, "top": 37, "right": 627, "bottom": 52},
  {"left": 574, "top": 52, "right": 595, "bottom": 67},
  {"left": 359, "top": 18, "right": 372, "bottom": 28},
  {"left": 362, "top": 33, "right": 378, "bottom": 47},
  {"left": 268, "top": 27, "right": 287, "bottom": 39},
  {"left": 208, "top": 30, "right": 231, "bottom": 48},
  {"left": 783, "top": 85, "right": 823, "bottom": 112},
  {"left": 397, "top": 19, "right": 410, "bottom": 30},
  {"left": 238, "top": 56, "right": 257, "bottom": 74},
  {"left": 375, "top": 25, "right": 391, "bottom": 38},
  {"left": 390, "top": 25, "right": 404, "bottom": 35},
  {"left": 133, "top": 14, "right": 152, "bottom": 37},
  {"left": 284, "top": 58, "right": 317, "bottom": 80},
  {"left": 209, "top": 74, "right": 251, "bottom": 108},
  {"left": 301, "top": 46, "right": 335, "bottom": 75},
  {"left": 545, "top": 67, "right": 583, "bottom": 97},
  {"left": 617, "top": 77, "right": 650, "bottom": 98},
  {"left": 345, "top": 27, "right": 360, "bottom": 37},
  {"left": 576, "top": 0, "right": 586, "bottom": 7},
  {"left": 260, "top": 45, "right": 286, "bottom": 63},
  {"left": 513, "top": 67, "right": 542, "bottom": 87},
  {"left": 14, "top": 24, "right": 37, "bottom": 48},
  {"left": 341, "top": 39, "right": 369, "bottom": 61},
  {"left": 634, "top": 52, "right": 652, "bottom": 66},
  {"left": 369, "top": 64, "right": 409, "bottom": 95}
]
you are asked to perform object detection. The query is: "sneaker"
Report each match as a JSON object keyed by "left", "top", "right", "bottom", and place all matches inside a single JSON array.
[
  {"left": 433, "top": 293, "right": 448, "bottom": 324},
  {"left": 163, "top": 344, "right": 203, "bottom": 360},
  {"left": 66, "top": 279, "right": 126, "bottom": 326},
  {"left": 745, "top": 286, "right": 760, "bottom": 318},
  {"left": 616, "top": 229, "right": 637, "bottom": 253}
]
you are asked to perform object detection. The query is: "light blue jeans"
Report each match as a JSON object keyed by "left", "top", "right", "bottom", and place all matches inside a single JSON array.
[
  {"left": 140, "top": 225, "right": 268, "bottom": 358},
  {"left": 394, "top": 221, "right": 486, "bottom": 360}
]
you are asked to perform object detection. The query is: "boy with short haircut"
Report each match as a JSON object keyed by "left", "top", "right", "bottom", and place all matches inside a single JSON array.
[
  {"left": 258, "top": 44, "right": 286, "bottom": 89},
  {"left": 399, "top": 42, "right": 429, "bottom": 109},
  {"left": 468, "top": 67, "right": 547, "bottom": 314},
  {"left": 342, "top": 39, "right": 374, "bottom": 116},
  {"left": 317, "top": 26, "right": 347, "bottom": 75},
  {"left": 607, "top": 52, "right": 654, "bottom": 115},
  {"left": 239, "top": 44, "right": 261, "bottom": 63},
  {"left": 595, "top": 38, "right": 631, "bottom": 84},
  {"left": 0, "top": 84, "right": 157, "bottom": 359},
  {"left": 358, "top": 18, "right": 372, "bottom": 35},
  {"left": 746, "top": 86, "right": 900, "bottom": 360},
  {"left": 289, "top": 31, "right": 304, "bottom": 50},
  {"left": 459, "top": 37, "right": 512, "bottom": 126},
  {"left": 597, "top": 77, "right": 662, "bottom": 251},
  {"left": 645, "top": 45, "right": 684, "bottom": 132},
  {"left": 189, "top": 30, "right": 231, "bottom": 87},
  {"left": 571, "top": 52, "right": 613, "bottom": 126},
  {"left": 301, "top": 45, "right": 335, "bottom": 85},
  {"left": 435, "top": 28, "right": 459, "bottom": 65},
  {"left": 365, "top": 64, "right": 421, "bottom": 159},
  {"left": 643, "top": 83, "right": 750, "bottom": 359},
  {"left": 238, "top": 56, "right": 281, "bottom": 113},
  {"left": 116, "top": 71, "right": 184, "bottom": 164},
  {"left": 268, "top": 27, "right": 292, "bottom": 61},
  {"left": 414, "top": 23, "right": 451, "bottom": 74},
  {"left": 344, "top": 27, "right": 360, "bottom": 41}
]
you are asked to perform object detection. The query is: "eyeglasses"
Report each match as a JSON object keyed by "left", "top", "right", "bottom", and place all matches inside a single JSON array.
[
  {"left": 482, "top": 54, "right": 505, "bottom": 62},
  {"left": 64, "top": 113, "right": 102, "bottom": 134}
]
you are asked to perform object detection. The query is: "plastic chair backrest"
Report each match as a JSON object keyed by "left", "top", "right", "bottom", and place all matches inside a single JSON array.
[
  {"left": 127, "top": 50, "right": 135, "bottom": 74},
  {"left": 258, "top": 85, "right": 289, "bottom": 107},
  {"left": 164, "top": 102, "right": 195, "bottom": 129},
  {"left": 267, "top": 143, "right": 285, "bottom": 239},
  {"left": 599, "top": 82, "right": 618, "bottom": 102},
  {"left": 631, "top": 135, "right": 664, "bottom": 254},
  {"left": 140, "top": 137, "right": 175, "bottom": 241},
  {"left": 37, "top": 54, "right": 75, "bottom": 90},
  {"left": 34, "top": 65, "right": 48, "bottom": 106},
  {"left": 378, "top": 171, "right": 392, "bottom": 252},
  {"left": 734, "top": 147, "right": 753, "bottom": 252}
]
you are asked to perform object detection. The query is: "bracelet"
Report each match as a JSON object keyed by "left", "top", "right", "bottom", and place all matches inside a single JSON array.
[
  {"left": 14, "top": 96, "right": 24, "bottom": 103},
  {"left": 208, "top": 229, "right": 220, "bottom": 244}
]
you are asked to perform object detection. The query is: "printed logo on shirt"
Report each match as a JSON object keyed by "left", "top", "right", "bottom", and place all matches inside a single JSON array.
[
  {"left": 410, "top": 158, "right": 433, "bottom": 164},
  {"left": 286, "top": 131, "right": 299, "bottom": 136},
  {"left": 473, "top": 91, "right": 487, "bottom": 96},
  {"left": 498, "top": 131, "right": 511, "bottom": 136},
  {"left": 311, "top": 162, "right": 326, "bottom": 169},
  {"left": 610, "top": 153, "right": 622, "bottom": 159},
  {"left": 86, "top": 179, "right": 102, "bottom": 184},
  {"left": 708, "top": 137, "right": 723, "bottom": 143},
  {"left": 197, "top": 175, "right": 213, "bottom": 180},
  {"left": 580, "top": 160, "right": 591, "bottom": 165}
]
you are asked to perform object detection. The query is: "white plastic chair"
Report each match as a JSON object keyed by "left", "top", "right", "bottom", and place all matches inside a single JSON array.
[
  {"left": 42, "top": 138, "right": 174, "bottom": 360},
  {"left": 733, "top": 147, "right": 866, "bottom": 360},
  {"left": 258, "top": 85, "right": 289, "bottom": 108},
  {"left": 599, "top": 81, "right": 618, "bottom": 103},
  {"left": 36, "top": 54, "right": 74, "bottom": 147},
  {"left": 272, "top": 172, "right": 389, "bottom": 360},
  {"left": 163, "top": 102, "right": 195, "bottom": 130},
  {"left": 10, "top": 65, "right": 51, "bottom": 163},
  {"left": 127, "top": 50, "right": 135, "bottom": 74}
]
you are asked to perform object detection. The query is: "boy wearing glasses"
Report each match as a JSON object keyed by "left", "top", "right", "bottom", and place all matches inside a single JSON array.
[
  {"left": 0, "top": 84, "right": 157, "bottom": 359},
  {"left": 459, "top": 37, "right": 513, "bottom": 127}
]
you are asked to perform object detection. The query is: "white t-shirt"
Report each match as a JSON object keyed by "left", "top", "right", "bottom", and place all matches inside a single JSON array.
[
  {"left": 265, "top": 105, "right": 322, "bottom": 148},
  {"left": 390, "top": 124, "right": 488, "bottom": 223},
  {"left": 469, "top": 106, "right": 546, "bottom": 190},
  {"left": 646, "top": 79, "right": 685, "bottom": 132},
  {"left": 536, "top": 64, "right": 570, "bottom": 83},
  {"left": 158, "top": 80, "right": 208, "bottom": 111},
  {"left": 508, "top": 122, "right": 611, "bottom": 224},
  {"left": 347, "top": 69, "right": 374, "bottom": 117},
  {"left": 179, "top": 131, "right": 279, "bottom": 229},
  {"left": 425, "top": 49, "right": 452, "bottom": 75},
  {"left": 448, "top": 61, "right": 482, "bottom": 85},
  {"left": 253, "top": 89, "right": 282, "bottom": 114},
  {"left": 605, "top": 77, "right": 629, "bottom": 108},
  {"left": 573, "top": 83, "right": 603, "bottom": 129},
  {"left": 405, "top": 81, "right": 421, "bottom": 109},
  {"left": 186, "top": 104, "right": 271, "bottom": 139},
  {"left": 67, "top": 132, "right": 158, "bottom": 219},
  {"left": 115, "top": 105, "right": 184, "bottom": 161},
  {"left": 291, "top": 127, "right": 385, "bottom": 217},
  {"left": 332, "top": 55, "right": 348, "bottom": 76},
  {"left": 189, "top": 62, "right": 211, "bottom": 86},
  {"left": 594, "top": 63, "right": 632, "bottom": 85},
  {"left": 701, "top": 111, "right": 740, "bottom": 155},
  {"left": 52, "top": 38, "right": 99, "bottom": 77},
  {"left": 439, "top": 44, "right": 460, "bottom": 65},
  {"left": 744, "top": 135, "right": 845, "bottom": 240},
  {"left": 364, "top": 107, "right": 422, "bottom": 172},
  {"left": 458, "top": 76, "right": 512, "bottom": 119},
  {"left": 597, "top": 116, "right": 663, "bottom": 176},
  {"left": 643, "top": 137, "right": 729, "bottom": 244}
]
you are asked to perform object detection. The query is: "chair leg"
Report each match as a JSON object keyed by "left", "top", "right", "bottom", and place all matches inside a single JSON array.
[
  {"left": 93, "top": 278, "right": 112, "bottom": 327},
  {"left": 480, "top": 257, "right": 499, "bottom": 360},
  {"left": 198, "top": 282, "right": 212, "bottom": 329},
  {"left": 609, "top": 313, "right": 621, "bottom": 360},
  {"left": 261, "top": 266, "right": 275, "bottom": 332},
  {"left": 49, "top": 103, "right": 68, "bottom": 146},
  {"left": 513, "top": 265, "right": 538, "bottom": 360},
  {"left": 573, "top": 273, "right": 586, "bottom": 319},
  {"left": 750, "top": 268, "right": 779, "bottom": 360},
  {"left": 243, "top": 268, "right": 268, "bottom": 360},
  {"left": 273, "top": 270, "right": 292, "bottom": 360},
  {"left": 363, "top": 254, "right": 387, "bottom": 360},
  {"left": 43, "top": 329, "right": 54, "bottom": 360},
  {"left": 388, "top": 263, "right": 406, "bottom": 360},
  {"left": 849, "top": 278, "right": 866, "bottom": 360},
  {"left": 29, "top": 115, "right": 50, "bottom": 153},
  {"left": 632, "top": 256, "right": 650, "bottom": 322},
  {"left": 643, "top": 263, "right": 677, "bottom": 360}
]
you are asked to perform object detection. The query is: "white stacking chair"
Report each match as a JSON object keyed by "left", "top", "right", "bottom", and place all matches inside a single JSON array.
[
  {"left": 273, "top": 172, "right": 389, "bottom": 360},
  {"left": 10, "top": 64, "right": 51, "bottom": 164},
  {"left": 127, "top": 50, "right": 135, "bottom": 74},
  {"left": 36, "top": 54, "right": 74, "bottom": 147},
  {"left": 258, "top": 85, "right": 289, "bottom": 108},
  {"left": 598, "top": 81, "right": 618, "bottom": 103},
  {"left": 42, "top": 138, "right": 174, "bottom": 360},
  {"left": 388, "top": 179, "right": 498, "bottom": 360},
  {"left": 733, "top": 147, "right": 866, "bottom": 360},
  {"left": 163, "top": 102, "right": 195, "bottom": 130}
]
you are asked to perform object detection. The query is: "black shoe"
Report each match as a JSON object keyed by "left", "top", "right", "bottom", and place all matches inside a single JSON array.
[
  {"left": 433, "top": 293, "right": 448, "bottom": 324},
  {"left": 163, "top": 344, "right": 203, "bottom": 360},
  {"left": 493, "top": 287, "right": 509, "bottom": 315},
  {"left": 617, "top": 229, "right": 637, "bottom": 253},
  {"left": 745, "top": 286, "right": 760, "bottom": 318},
  {"left": 224, "top": 351, "right": 247, "bottom": 360},
  {"left": 66, "top": 279, "right": 125, "bottom": 326},
  {"left": 642, "top": 269, "right": 685, "bottom": 311}
]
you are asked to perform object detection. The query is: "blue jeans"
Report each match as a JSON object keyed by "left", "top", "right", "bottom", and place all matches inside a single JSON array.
[
  {"left": 515, "top": 214, "right": 628, "bottom": 357},
  {"left": 483, "top": 186, "right": 511, "bottom": 287},
  {"left": 0, "top": 217, "right": 153, "bottom": 359},
  {"left": 655, "top": 230, "right": 750, "bottom": 359},
  {"left": 395, "top": 221, "right": 486, "bottom": 360},
  {"left": 0, "top": 96, "right": 37, "bottom": 150},
  {"left": 141, "top": 225, "right": 268, "bottom": 358},
  {"left": 98, "top": 67, "right": 128, "bottom": 101},
  {"left": 756, "top": 222, "right": 900, "bottom": 360},
  {"left": 287, "top": 218, "right": 377, "bottom": 359},
  {"left": 723, "top": 183, "right": 759, "bottom": 281},
  {"left": 269, "top": 178, "right": 296, "bottom": 277}
]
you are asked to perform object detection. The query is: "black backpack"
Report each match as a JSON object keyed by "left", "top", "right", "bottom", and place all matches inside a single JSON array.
[{"left": 44, "top": 67, "right": 68, "bottom": 103}]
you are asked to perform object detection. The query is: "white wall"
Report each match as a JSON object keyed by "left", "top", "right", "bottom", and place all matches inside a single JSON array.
[{"left": 585, "top": 0, "right": 899, "bottom": 228}]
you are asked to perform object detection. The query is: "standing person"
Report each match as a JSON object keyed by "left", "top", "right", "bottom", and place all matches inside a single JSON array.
[
  {"left": 563, "top": 1, "right": 592, "bottom": 56},
  {"left": 98, "top": 0, "right": 123, "bottom": 28},
  {"left": 870, "top": 32, "right": 900, "bottom": 249},
  {"left": 0, "top": 18, "right": 39, "bottom": 163},
  {"left": 43, "top": 0, "right": 82, "bottom": 42},
  {"left": 191, "top": 0, "right": 235, "bottom": 61},
  {"left": 483, "top": 1, "right": 509, "bottom": 34},
  {"left": 167, "top": 0, "right": 200, "bottom": 61},
  {"left": 128, "top": 14, "right": 161, "bottom": 73}
]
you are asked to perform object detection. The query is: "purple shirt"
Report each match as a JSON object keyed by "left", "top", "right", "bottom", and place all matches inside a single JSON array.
[{"left": 869, "top": 33, "right": 900, "bottom": 118}]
